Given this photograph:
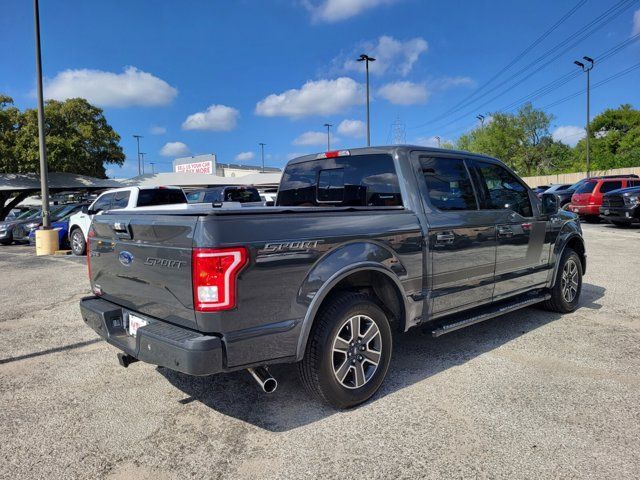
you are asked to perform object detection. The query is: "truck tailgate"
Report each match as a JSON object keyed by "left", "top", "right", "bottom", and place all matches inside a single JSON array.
[{"left": 89, "top": 214, "right": 197, "bottom": 328}]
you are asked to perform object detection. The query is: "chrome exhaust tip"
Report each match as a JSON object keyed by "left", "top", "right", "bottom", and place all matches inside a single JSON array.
[{"left": 247, "top": 366, "right": 277, "bottom": 393}]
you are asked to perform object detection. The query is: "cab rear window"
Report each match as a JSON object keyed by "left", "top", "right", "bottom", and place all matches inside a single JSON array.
[
  {"left": 277, "top": 154, "right": 402, "bottom": 207},
  {"left": 137, "top": 189, "right": 187, "bottom": 207}
]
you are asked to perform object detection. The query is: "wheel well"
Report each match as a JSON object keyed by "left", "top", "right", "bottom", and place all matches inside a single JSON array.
[
  {"left": 317, "top": 270, "right": 406, "bottom": 331},
  {"left": 566, "top": 236, "right": 586, "bottom": 274}
]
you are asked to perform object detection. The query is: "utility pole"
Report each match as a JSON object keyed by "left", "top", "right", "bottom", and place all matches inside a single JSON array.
[
  {"left": 323, "top": 123, "right": 332, "bottom": 150},
  {"left": 259, "top": 143, "right": 266, "bottom": 173},
  {"left": 435, "top": 136, "right": 441, "bottom": 148},
  {"left": 139, "top": 152, "right": 146, "bottom": 174},
  {"left": 476, "top": 114, "right": 485, "bottom": 128},
  {"left": 357, "top": 54, "right": 376, "bottom": 146},
  {"left": 149, "top": 162, "right": 155, "bottom": 174},
  {"left": 574, "top": 56, "right": 594, "bottom": 178},
  {"left": 33, "top": 0, "right": 51, "bottom": 229},
  {"left": 133, "top": 134, "right": 143, "bottom": 175}
]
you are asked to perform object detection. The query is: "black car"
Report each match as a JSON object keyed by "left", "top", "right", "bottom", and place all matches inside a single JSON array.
[
  {"left": 81, "top": 146, "right": 585, "bottom": 408},
  {"left": 600, "top": 185, "right": 640, "bottom": 226}
]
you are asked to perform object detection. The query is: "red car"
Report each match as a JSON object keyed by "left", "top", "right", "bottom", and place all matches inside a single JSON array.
[{"left": 570, "top": 177, "right": 640, "bottom": 222}]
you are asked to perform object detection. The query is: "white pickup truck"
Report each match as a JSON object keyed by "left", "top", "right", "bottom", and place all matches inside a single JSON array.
[{"left": 68, "top": 186, "right": 188, "bottom": 255}]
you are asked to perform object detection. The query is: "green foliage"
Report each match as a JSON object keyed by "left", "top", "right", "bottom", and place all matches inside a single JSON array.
[
  {"left": 0, "top": 96, "right": 124, "bottom": 178},
  {"left": 453, "top": 103, "right": 640, "bottom": 176}
]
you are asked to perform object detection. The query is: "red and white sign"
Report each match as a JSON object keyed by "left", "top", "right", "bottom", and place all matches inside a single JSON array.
[{"left": 175, "top": 160, "right": 213, "bottom": 174}]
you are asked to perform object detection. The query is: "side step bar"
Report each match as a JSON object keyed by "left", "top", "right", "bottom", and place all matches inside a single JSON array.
[{"left": 430, "top": 292, "right": 551, "bottom": 338}]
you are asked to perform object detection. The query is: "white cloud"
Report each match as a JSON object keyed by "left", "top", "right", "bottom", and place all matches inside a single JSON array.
[
  {"left": 340, "top": 36, "right": 428, "bottom": 77},
  {"left": 337, "top": 119, "right": 365, "bottom": 138},
  {"left": 182, "top": 104, "right": 239, "bottom": 131},
  {"left": 293, "top": 131, "right": 336, "bottom": 146},
  {"left": 431, "top": 76, "right": 475, "bottom": 90},
  {"left": 378, "top": 81, "right": 428, "bottom": 105},
  {"left": 160, "top": 141, "right": 190, "bottom": 157},
  {"left": 304, "top": 0, "right": 399, "bottom": 23},
  {"left": 552, "top": 125, "right": 585, "bottom": 147},
  {"left": 235, "top": 151, "right": 255, "bottom": 161},
  {"left": 632, "top": 9, "right": 640, "bottom": 35},
  {"left": 150, "top": 126, "right": 166, "bottom": 135},
  {"left": 44, "top": 66, "right": 177, "bottom": 107},
  {"left": 255, "top": 77, "right": 364, "bottom": 119}
]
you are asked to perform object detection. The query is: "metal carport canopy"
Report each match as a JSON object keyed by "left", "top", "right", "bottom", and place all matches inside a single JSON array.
[{"left": 0, "top": 172, "right": 122, "bottom": 192}]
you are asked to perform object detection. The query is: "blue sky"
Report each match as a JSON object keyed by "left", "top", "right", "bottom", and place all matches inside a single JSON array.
[{"left": 2, "top": 0, "right": 639, "bottom": 178}]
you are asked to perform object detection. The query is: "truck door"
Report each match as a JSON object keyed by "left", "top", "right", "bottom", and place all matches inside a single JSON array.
[
  {"left": 411, "top": 153, "right": 497, "bottom": 317},
  {"left": 468, "top": 159, "right": 549, "bottom": 300}
]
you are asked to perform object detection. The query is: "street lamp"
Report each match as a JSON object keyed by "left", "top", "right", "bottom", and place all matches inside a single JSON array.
[
  {"left": 133, "top": 135, "right": 143, "bottom": 175},
  {"left": 574, "top": 56, "right": 594, "bottom": 178},
  {"left": 357, "top": 53, "right": 376, "bottom": 146},
  {"left": 139, "top": 152, "right": 146, "bottom": 174},
  {"left": 323, "top": 123, "right": 332, "bottom": 150},
  {"left": 435, "top": 136, "right": 441, "bottom": 148},
  {"left": 259, "top": 143, "right": 266, "bottom": 173},
  {"left": 476, "top": 114, "right": 485, "bottom": 128},
  {"left": 149, "top": 162, "right": 156, "bottom": 174}
]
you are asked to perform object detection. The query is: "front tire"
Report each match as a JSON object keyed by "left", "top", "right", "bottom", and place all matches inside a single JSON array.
[
  {"left": 542, "top": 248, "right": 582, "bottom": 313},
  {"left": 70, "top": 229, "right": 86, "bottom": 256},
  {"left": 298, "top": 292, "right": 392, "bottom": 409}
]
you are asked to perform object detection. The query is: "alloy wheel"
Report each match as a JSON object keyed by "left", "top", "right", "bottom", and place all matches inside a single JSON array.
[{"left": 331, "top": 315, "right": 382, "bottom": 389}]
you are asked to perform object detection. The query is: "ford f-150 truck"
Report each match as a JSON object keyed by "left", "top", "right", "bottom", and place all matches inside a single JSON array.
[{"left": 80, "top": 146, "right": 586, "bottom": 408}]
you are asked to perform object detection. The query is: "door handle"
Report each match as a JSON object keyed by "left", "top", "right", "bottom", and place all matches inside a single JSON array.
[
  {"left": 497, "top": 226, "right": 514, "bottom": 238},
  {"left": 435, "top": 232, "right": 455, "bottom": 245}
]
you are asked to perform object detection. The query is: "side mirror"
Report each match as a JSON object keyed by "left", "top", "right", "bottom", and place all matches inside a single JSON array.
[
  {"left": 81, "top": 205, "right": 89, "bottom": 214},
  {"left": 540, "top": 193, "right": 559, "bottom": 216},
  {"left": 87, "top": 208, "right": 100, "bottom": 215}
]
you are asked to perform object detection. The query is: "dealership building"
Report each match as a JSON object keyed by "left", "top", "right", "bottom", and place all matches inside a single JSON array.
[{"left": 172, "top": 154, "right": 280, "bottom": 178}]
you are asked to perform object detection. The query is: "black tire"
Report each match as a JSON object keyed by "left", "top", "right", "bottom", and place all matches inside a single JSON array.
[
  {"left": 298, "top": 292, "right": 392, "bottom": 409},
  {"left": 70, "top": 229, "right": 86, "bottom": 256},
  {"left": 611, "top": 220, "right": 631, "bottom": 227},
  {"left": 0, "top": 239, "right": 11, "bottom": 246},
  {"left": 584, "top": 215, "right": 600, "bottom": 224},
  {"left": 542, "top": 248, "right": 582, "bottom": 313}
]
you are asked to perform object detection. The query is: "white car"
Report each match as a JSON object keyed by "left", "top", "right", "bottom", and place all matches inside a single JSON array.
[{"left": 68, "top": 186, "right": 187, "bottom": 255}]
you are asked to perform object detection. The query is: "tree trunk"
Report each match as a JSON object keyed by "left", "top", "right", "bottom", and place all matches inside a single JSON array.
[{"left": 0, "top": 191, "right": 31, "bottom": 221}]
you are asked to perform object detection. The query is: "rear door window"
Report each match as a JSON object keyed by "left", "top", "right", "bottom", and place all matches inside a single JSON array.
[
  {"left": 277, "top": 154, "right": 402, "bottom": 207},
  {"left": 418, "top": 157, "right": 478, "bottom": 211},
  {"left": 599, "top": 181, "right": 622, "bottom": 193}
]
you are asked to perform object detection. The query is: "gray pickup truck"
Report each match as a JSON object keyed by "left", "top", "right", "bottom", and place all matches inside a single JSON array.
[{"left": 80, "top": 146, "right": 586, "bottom": 408}]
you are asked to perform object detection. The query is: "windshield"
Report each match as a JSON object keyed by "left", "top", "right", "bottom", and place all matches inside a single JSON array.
[
  {"left": 17, "top": 208, "right": 40, "bottom": 220},
  {"left": 575, "top": 181, "right": 596, "bottom": 194},
  {"left": 51, "top": 204, "right": 81, "bottom": 221}
]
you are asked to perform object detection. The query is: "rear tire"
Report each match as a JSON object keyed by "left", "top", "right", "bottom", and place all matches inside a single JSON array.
[
  {"left": 585, "top": 215, "right": 600, "bottom": 224},
  {"left": 611, "top": 220, "right": 631, "bottom": 227},
  {"left": 70, "top": 229, "right": 86, "bottom": 256},
  {"left": 542, "top": 248, "right": 582, "bottom": 313},
  {"left": 298, "top": 292, "right": 392, "bottom": 409},
  {"left": 0, "top": 239, "right": 11, "bottom": 246}
]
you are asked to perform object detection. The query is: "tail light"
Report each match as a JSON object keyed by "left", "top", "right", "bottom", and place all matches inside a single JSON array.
[
  {"left": 588, "top": 194, "right": 596, "bottom": 205},
  {"left": 192, "top": 247, "right": 248, "bottom": 312}
]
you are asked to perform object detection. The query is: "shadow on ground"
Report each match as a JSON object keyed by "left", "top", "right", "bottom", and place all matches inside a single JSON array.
[{"left": 160, "top": 283, "right": 605, "bottom": 432}]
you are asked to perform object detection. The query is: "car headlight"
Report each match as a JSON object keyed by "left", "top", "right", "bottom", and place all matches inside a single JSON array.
[
  {"left": 24, "top": 222, "right": 40, "bottom": 229},
  {"left": 624, "top": 195, "right": 640, "bottom": 205}
]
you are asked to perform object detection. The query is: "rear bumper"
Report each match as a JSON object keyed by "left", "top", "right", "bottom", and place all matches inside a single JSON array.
[
  {"left": 570, "top": 204, "right": 599, "bottom": 216},
  {"left": 599, "top": 205, "right": 638, "bottom": 223},
  {"left": 80, "top": 296, "right": 224, "bottom": 376}
]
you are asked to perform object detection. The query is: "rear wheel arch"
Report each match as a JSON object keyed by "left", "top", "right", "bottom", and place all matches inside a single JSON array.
[{"left": 296, "top": 265, "right": 407, "bottom": 361}]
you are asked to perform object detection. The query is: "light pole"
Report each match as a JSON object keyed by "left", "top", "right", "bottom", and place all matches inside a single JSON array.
[
  {"left": 133, "top": 134, "right": 143, "bottom": 175},
  {"left": 139, "top": 152, "right": 145, "bottom": 174},
  {"left": 324, "top": 123, "right": 332, "bottom": 150},
  {"left": 149, "top": 162, "right": 155, "bottom": 174},
  {"left": 259, "top": 143, "right": 266, "bottom": 173},
  {"left": 435, "top": 136, "right": 441, "bottom": 148},
  {"left": 574, "top": 56, "right": 594, "bottom": 178},
  {"left": 357, "top": 53, "right": 376, "bottom": 146},
  {"left": 476, "top": 114, "right": 485, "bottom": 128},
  {"left": 33, "top": 0, "right": 51, "bottom": 229}
]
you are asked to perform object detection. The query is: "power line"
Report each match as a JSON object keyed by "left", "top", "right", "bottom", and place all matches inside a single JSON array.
[{"left": 410, "top": 0, "right": 639, "bottom": 131}]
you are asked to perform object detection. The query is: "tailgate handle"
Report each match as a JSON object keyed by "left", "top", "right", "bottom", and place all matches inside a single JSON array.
[{"left": 112, "top": 221, "right": 132, "bottom": 239}]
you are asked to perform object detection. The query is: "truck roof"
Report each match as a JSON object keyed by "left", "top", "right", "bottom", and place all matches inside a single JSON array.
[{"left": 286, "top": 145, "right": 498, "bottom": 165}]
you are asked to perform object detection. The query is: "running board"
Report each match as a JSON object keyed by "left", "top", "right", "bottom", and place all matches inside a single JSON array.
[{"left": 430, "top": 292, "right": 551, "bottom": 338}]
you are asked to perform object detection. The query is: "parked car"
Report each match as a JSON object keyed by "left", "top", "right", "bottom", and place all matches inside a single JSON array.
[
  {"left": 600, "top": 185, "right": 640, "bottom": 226},
  {"left": 28, "top": 204, "right": 90, "bottom": 248},
  {"left": 12, "top": 203, "right": 86, "bottom": 243},
  {"left": 558, "top": 174, "right": 639, "bottom": 208},
  {"left": 68, "top": 186, "right": 188, "bottom": 256},
  {"left": 570, "top": 177, "right": 640, "bottom": 222},
  {"left": 186, "top": 186, "right": 264, "bottom": 206},
  {"left": 542, "top": 183, "right": 573, "bottom": 199},
  {"left": 532, "top": 185, "right": 550, "bottom": 197},
  {"left": 80, "top": 146, "right": 585, "bottom": 409},
  {"left": 0, "top": 208, "right": 41, "bottom": 245},
  {"left": 4, "top": 207, "right": 31, "bottom": 221}
]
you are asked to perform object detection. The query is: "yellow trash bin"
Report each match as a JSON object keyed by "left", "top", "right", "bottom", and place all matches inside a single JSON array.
[{"left": 35, "top": 228, "right": 59, "bottom": 256}]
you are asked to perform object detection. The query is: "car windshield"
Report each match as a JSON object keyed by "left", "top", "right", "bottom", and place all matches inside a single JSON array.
[
  {"left": 51, "top": 204, "right": 81, "bottom": 221},
  {"left": 17, "top": 208, "right": 40, "bottom": 220},
  {"left": 575, "top": 181, "right": 596, "bottom": 194}
]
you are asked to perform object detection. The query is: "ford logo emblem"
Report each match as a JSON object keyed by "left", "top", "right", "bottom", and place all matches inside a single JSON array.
[{"left": 119, "top": 251, "right": 134, "bottom": 266}]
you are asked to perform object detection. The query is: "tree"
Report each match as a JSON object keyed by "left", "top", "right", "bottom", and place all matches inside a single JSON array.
[
  {"left": 0, "top": 95, "right": 21, "bottom": 173},
  {"left": 11, "top": 97, "right": 125, "bottom": 178}
]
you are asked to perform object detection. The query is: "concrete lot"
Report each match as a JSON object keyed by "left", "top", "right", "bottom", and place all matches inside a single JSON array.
[{"left": 1, "top": 223, "right": 639, "bottom": 479}]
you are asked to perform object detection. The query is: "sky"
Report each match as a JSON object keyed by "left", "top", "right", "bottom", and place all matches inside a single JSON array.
[{"left": 1, "top": 0, "right": 639, "bottom": 178}]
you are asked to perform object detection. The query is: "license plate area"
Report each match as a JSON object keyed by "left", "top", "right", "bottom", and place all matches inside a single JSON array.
[{"left": 125, "top": 312, "right": 149, "bottom": 337}]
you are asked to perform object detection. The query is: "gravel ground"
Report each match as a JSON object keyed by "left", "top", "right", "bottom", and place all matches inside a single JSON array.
[{"left": 1, "top": 223, "right": 639, "bottom": 479}]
